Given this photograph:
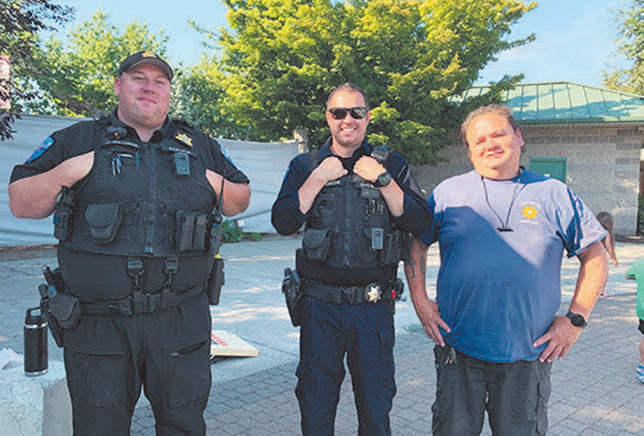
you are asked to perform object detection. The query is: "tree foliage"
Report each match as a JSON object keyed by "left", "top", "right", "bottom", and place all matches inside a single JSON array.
[
  {"left": 172, "top": 55, "right": 249, "bottom": 138},
  {"left": 6, "top": 1, "right": 538, "bottom": 163},
  {"left": 0, "top": 0, "right": 74, "bottom": 139},
  {"left": 194, "top": 0, "right": 536, "bottom": 164},
  {"left": 19, "top": 10, "right": 169, "bottom": 117},
  {"left": 604, "top": 0, "right": 644, "bottom": 94}
]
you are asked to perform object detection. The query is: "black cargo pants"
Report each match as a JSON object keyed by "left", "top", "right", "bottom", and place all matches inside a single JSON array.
[
  {"left": 63, "top": 292, "right": 211, "bottom": 436},
  {"left": 432, "top": 345, "right": 551, "bottom": 436}
]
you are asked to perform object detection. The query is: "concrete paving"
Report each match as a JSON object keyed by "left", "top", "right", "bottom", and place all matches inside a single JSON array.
[{"left": 1, "top": 236, "right": 644, "bottom": 435}]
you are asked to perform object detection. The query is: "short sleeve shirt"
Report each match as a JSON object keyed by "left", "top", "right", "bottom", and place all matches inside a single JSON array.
[
  {"left": 10, "top": 113, "right": 249, "bottom": 186},
  {"left": 626, "top": 258, "right": 644, "bottom": 321},
  {"left": 420, "top": 170, "right": 606, "bottom": 362}
]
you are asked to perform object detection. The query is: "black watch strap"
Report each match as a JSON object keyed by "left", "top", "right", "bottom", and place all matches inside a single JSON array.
[
  {"left": 373, "top": 171, "right": 392, "bottom": 188},
  {"left": 565, "top": 311, "right": 588, "bottom": 328}
]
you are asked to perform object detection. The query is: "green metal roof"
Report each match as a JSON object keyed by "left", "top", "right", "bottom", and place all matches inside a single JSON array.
[{"left": 459, "top": 82, "right": 644, "bottom": 125}]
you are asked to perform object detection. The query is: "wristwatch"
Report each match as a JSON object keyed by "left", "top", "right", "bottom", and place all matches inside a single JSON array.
[
  {"left": 373, "top": 171, "right": 392, "bottom": 188},
  {"left": 565, "top": 311, "right": 588, "bottom": 328}
]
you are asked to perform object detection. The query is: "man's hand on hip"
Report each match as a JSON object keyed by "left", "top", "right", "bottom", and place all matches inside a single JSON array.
[{"left": 533, "top": 315, "right": 583, "bottom": 362}]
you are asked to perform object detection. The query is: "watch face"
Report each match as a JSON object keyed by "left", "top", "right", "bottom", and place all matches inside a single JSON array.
[
  {"left": 375, "top": 172, "right": 391, "bottom": 188},
  {"left": 567, "top": 311, "right": 587, "bottom": 327}
]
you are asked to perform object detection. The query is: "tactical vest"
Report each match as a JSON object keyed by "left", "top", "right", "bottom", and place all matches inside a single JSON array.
[
  {"left": 55, "top": 120, "right": 217, "bottom": 297},
  {"left": 301, "top": 153, "right": 409, "bottom": 271}
]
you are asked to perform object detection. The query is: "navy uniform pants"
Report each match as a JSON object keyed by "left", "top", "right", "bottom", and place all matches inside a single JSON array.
[
  {"left": 63, "top": 292, "right": 212, "bottom": 436},
  {"left": 296, "top": 297, "right": 396, "bottom": 436}
]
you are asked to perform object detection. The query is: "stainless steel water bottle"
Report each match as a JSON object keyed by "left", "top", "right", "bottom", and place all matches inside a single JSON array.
[{"left": 24, "top": 307, "right": 48, "bottom": 376}]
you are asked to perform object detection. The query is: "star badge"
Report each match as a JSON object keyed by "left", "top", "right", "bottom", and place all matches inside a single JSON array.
[
  {"left": 175, "top": 132, "right": 193, "bottom": 147},
  {"left": 365, "top": 284, "right": 381, "bottom": 303}
]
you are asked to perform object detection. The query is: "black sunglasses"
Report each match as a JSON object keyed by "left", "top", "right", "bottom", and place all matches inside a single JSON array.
[{"left": 327, "top": 107, "right": 369, "bottom": 120}]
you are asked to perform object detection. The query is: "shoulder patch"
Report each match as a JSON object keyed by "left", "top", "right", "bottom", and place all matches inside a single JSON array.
[
  {"left": 26, "top": 136, "right": 54, "bottom": 163},
  {"left": 219, "top": 145, "right": 236, "bottom": 167}
]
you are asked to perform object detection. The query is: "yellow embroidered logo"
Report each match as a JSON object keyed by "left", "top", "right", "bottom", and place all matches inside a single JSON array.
[
  {"left": 141, "top": 51, "right": 157, "bottom": 58},
  {"left": 522, "top": 205, "right": 538, "bottom": 219},
  {"left": 175, "top": 133, "right": 193, "bottom": 147}
]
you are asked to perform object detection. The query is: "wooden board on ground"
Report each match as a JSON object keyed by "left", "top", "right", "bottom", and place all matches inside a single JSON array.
[{"left": 210, "top": 329, "right": 259, "bottom": 358}]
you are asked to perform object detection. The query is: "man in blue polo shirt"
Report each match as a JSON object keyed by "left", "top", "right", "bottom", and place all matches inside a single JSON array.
[{"left": 405, "top": 104, "right": 609, "bottom": 436}]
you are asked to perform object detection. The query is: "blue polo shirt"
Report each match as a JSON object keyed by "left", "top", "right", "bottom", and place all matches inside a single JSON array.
[{"left": 421, "top": 170, "right": 606, "bottom": 362}]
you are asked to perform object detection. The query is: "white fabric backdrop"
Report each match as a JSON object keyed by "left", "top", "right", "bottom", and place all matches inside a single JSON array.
[{"left": 0, "top": 114, "right": 301, "bottom": 247}]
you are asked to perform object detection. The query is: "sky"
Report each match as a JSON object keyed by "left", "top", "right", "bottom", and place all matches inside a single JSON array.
[{"left": 56, "top": 0, "right": 629, "bottom": 88}]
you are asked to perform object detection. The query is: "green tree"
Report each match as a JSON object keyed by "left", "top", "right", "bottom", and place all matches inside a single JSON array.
[
  {"left": 173, "top": 54, "right": 250, "bottom": 138},
  {"left": 0, "top": 0, "right": 74, "bottom": 139},
  {"left": 604, "top": 0, "right": 644, "bottom": 94},
  {"left": 197, "top": 0, "right": 535, "bottom": 164},
  {"left": 20, "top": 10, "right": 169, "bottom": 117}
]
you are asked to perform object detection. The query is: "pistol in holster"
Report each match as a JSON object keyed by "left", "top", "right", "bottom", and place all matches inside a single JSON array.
[
  {"left": 282, "top": 267, "right": 303, "bottom": 327},
  {"left": 38, "top": 266, "right": 81, "bottom": 348}
]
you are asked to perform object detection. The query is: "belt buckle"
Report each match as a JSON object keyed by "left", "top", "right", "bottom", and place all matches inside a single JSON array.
[
  {"left": 108, "top": 297, "right": 133, "bottom": 316},
  {"left": 139, "top": 293, "right": 162, "bottom": 314},
  {"left": 363, "top": 282, "right": 382, "bottom": 303},
  {"left": 148, "top": 293, "right": 162, "bottom": 312}
]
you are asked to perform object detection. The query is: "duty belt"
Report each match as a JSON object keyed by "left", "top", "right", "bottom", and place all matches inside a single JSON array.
[
  {"left": 81, "top": 285, "right": 204, "bottom": 316},
  {"left": 302, "top": 279, "right": 401, "bottom": 305}
]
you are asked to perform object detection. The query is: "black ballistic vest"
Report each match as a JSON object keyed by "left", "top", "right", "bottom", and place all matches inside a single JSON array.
[
  {"left": 57, "top": 122, "right": 217, "bottom": 298},
  {"left": 302, "top": 171, "right": 408, "bottom": 272}
]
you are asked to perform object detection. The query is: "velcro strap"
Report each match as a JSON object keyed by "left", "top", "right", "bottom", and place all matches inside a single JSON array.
[{"left": 81, "top": 286, "right": 204, "bottom": 316}]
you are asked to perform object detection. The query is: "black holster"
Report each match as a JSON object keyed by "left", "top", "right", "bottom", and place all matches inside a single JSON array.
[
  {"left": 282, "top": 267, "right": 303, "bottom": 327},
  {"left": 39, "top": 284, "right": 64, "bottom": 348},
  {"left": 206, "top": 218, "right": 225, "bottom": 305},
  {"left": 207, "top": 256, "right": 225, "bottom": 305},
  {"left": 39, "top": 266, "right": 81, "bottom": 348}
]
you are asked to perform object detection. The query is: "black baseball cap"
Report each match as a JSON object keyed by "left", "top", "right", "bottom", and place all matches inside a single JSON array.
[{"left": 118, "top": 51, "right": 174, "bottom": 81}]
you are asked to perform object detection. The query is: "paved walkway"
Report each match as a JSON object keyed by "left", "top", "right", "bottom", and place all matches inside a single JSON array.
[
  {"left": 2, "top": 237, "right": 644, "bottom": 435},
  {"left": 130, "top": 294, "right": 644, "bottom": 436}
]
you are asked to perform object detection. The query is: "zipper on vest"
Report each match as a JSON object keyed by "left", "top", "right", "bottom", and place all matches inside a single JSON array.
[
  {"left": 343, "top": 178, "right": 352, "bottom": 267},
  {"left": 144, "top": 144, "right": 156, "bottom": 255}
]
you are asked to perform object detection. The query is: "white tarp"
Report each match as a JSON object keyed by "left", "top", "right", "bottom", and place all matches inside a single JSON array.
[
  {"left": 0, "top": 114, "right": 301, "bottom": 247},
  {"left": 219, "top": 137, "right": 300, "bottom": 233}
]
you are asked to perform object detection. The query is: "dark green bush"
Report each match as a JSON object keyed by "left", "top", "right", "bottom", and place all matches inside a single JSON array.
[{"left": 221, "top": 220, "right": 262, "bottom": 243}]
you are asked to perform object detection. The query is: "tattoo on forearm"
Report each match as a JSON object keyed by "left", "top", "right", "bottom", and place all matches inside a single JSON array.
[
  {"left": 407, "top": 255, "right": 427, "bottom": 279},
  {"left": 408, "top": 258, "right": 417, "bottom": 279}
]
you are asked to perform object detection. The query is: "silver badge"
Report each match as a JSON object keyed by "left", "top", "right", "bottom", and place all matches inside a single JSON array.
[{"left": 364, "top": 283, "right": 382, "bottom": 303}]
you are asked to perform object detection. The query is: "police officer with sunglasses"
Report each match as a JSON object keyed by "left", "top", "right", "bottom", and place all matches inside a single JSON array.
[{"left": 272, "top": 83, "right": 429, "bottom": 435}]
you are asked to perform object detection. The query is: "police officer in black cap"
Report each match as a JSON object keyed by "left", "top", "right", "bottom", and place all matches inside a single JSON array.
[
  {"left": 9, "top": 50, "right": 251, "bottom": 435},
  {"left": 271, "top": 83, "right": 429, "bottom": 435}
]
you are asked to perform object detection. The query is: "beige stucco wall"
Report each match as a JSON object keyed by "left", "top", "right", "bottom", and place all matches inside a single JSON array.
[{"left": 411, "top": 125, "right": 643, "bottom": 236}]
